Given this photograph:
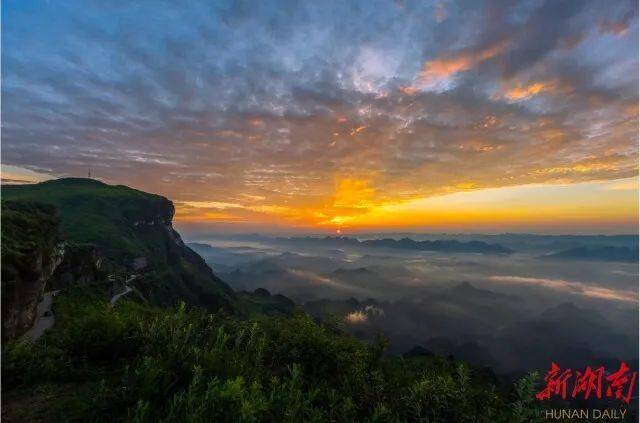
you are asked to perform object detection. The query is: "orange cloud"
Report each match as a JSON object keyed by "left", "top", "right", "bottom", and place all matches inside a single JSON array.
[
  {"left": 399, "top": 85, "right": 418, "bottom": 95},
  {"left": 599, "top": 21, "right": 629, "bottom": 37},
  {"left": 532, "top": 159, "right": 619, "bottom": 176},
  {"left": 418, "top": 40, "right": 507, "bottom": 85},
  {"left": 497, "top": 80, "right": 566, "bottom": 101},
  {"left": 455, "top": 182, "right": 477, "bottom": 190},
  {"left": 624, "top": 103, "right": 638, "bottom": 118},
  {"left": 349, "top": 126, "right": 366, "bottom": 136},
  {"left": 481, "top": 115, "right": 498, "bottom": 128},
  {"left": 332, "top": 178, "right": 375, "bottom": 210},
  {"left": 504, "top": 82, "right": 547, "bottom": 100},
  {"left": 458, "top": 138, "right": 502, "bottom": 152},
  {"left": 249, "top": 118, "right": 265, "bottom": 127}
]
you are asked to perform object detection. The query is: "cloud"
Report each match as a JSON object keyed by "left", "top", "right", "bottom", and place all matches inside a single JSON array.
[
  {"left": 488, "top": 275, "right": 637, "bottom": 303},
  {"left": 0, "top": 164, "right": 54, "bottom": 184},
  {"left": 345, "top": 310, "right": 368, "bottom": 324},
  {"left": 602, "top": 178, "right": 639, "bottom": 191},
  {"left": 1, "top": 0, "right": 637, "bottom": 230},
  {"left": 417, "top": 40, "right": 508, "bottom": 88},
  {"left": 495, "top": 79, "right": 567, "bottom": 102},
  {"left": 345, "top": 305, "right": 385, "bottom": 324}
]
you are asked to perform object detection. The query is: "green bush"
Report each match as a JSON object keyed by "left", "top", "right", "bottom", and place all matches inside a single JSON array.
[{"left": 2, "top": 292, "right": 543, "bottom": 422}]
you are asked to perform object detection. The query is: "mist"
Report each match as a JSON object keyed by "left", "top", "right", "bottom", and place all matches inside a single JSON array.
[{"left": 188, "top": 233, "right": 639, "bottom": 375}]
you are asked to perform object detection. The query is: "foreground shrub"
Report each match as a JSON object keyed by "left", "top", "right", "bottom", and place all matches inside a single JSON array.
[{"left": 2, "top": 295, "right": 543, "bottom": 422}]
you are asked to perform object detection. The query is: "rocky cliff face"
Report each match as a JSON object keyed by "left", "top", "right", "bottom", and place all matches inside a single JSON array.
[
  {"left": 3, "top": 178, "right": 239, "bottom": 313},
  {"left": 49, "top": 244, "right": 103, "bottom": 289},
  {"left": 1, "top": 202, "right": 64, "bottom": 342},
  {"left": 131, "top": 207, "right": 238, "bottom": 312}
]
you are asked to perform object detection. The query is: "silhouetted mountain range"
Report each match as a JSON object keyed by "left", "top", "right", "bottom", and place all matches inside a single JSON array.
[
  {"left": 543, "top": 246, "right": 639, "bottom": 263},
  {"left": 265, "top": 235, "right": 511, "bottom": 254}
]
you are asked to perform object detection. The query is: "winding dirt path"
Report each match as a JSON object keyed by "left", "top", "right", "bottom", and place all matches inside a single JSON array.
[
  {"left": 21, "top": 290, "right": 60, "bottom": 343},
  {"left": 22, "top": 275, "right": 140, "bottom": 343},
  {"left": 109, "top": 275, "right": 138, "bottom": 306}
]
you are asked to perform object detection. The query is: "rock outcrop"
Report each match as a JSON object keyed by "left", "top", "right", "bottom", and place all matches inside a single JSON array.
[
  {"left": 49, "top": 244, "right": 103, "bottom": 289},
  {"left": 1, "top": 201, "right": 64, "bottom": 342},
  {"left": 3, "top": 178, "right": 238, "bottom": 313},
  {"left": 2, "top": 178, "right": 295, "bottom": 325}
]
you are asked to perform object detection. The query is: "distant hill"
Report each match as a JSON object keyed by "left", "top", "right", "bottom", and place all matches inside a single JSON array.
[
  {"left": 498, "top": 302, "right": 635, "bottom": 371},
  {"left": 543, "top": 246, "right": 639, "bottom": 263},
  {"left": 332, "top": 267, "right": 376, "bottom": 278},
  {"left": 362, "top": 237, "right": 511, "bottom": 253},
  {"left": 270, "top": 235, "right": 511, "bottom": 254}
]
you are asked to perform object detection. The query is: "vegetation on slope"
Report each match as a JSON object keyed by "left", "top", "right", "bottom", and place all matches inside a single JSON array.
[
  {"left": 1, "top": 201, "right": 62, "bottom": 341},
  {"left": 3, "top": 179, "right": 169, "bottom": 262},
  {"left": 1, "top": 201, "right": 59, "bottom": 287},
  {"left": 2, "top": 179, "right": 237, "bottom": 313},
  {"left": 2, "top": 286, "right": 541, "bottom": 422},
  {"left": 1, "top": 180, "right": 543, "bottom": 422}
]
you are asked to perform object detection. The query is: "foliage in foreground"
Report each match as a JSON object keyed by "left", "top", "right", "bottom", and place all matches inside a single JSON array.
[
  {"left": 1, "top": 201, "right": 59, "bottom": 288},
  {"left": 2, "top": 288, "right": 541, "bottom": 422}
]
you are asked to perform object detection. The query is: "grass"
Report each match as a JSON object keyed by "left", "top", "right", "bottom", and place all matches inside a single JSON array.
[{"left": 2, "top": 179, "right": 172, "bottom": 264}]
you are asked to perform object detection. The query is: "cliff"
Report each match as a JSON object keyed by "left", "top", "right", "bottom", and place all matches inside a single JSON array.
[
  {"left": 2, "top": 178, "right": 238, "bottom": 313},
  {"left": 1, "top": 201, "right": 63, "bottom": 341},
  {"left": 49, "top": 243, "right": 103, "bottom": 289}
]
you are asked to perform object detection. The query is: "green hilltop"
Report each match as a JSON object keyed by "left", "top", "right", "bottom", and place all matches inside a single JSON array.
[
  {"left": 3, "top": 178, "right": 183, "bottom": 263},
  {"left": 3, "top": 178, "right": 239, "bottom": 312}
]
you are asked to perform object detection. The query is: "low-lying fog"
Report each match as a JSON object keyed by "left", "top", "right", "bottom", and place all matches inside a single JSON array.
[{"left": 187, "top": 233, "right": 638, "bottom": 376}]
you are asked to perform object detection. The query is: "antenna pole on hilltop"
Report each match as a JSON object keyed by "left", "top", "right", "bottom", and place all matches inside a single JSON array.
[{"left": 88, "top": 168, "right": 92, "bottom": 179}]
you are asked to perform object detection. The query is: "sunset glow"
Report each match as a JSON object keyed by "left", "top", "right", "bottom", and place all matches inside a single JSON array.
[
  {"left": 2, "top": 3, "right": 638, "bottom": 419},
  {"left": 173, "top": 177, "right": 638, "bottom": 233},
  {"left": 2, "top": 1, "right": 637, "bottom": 234}
]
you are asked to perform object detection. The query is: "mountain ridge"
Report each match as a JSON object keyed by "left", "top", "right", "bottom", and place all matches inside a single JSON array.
[
  {"left": 3, "top": 178, "right": 237, "bottom": 315},
  {"left": 231, "top": 234, "right": 512, "bottom": 253}
]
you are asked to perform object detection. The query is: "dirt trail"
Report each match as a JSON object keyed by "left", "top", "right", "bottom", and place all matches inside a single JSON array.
[
  {"left": 109, "top": 275, "right": 137, "bottom": 306},
  {"left": 22, "top": 275, "right": 139, "bottom": 342},
  {"left": 22, "top": 290, "right": 60, "bottom": 343}
]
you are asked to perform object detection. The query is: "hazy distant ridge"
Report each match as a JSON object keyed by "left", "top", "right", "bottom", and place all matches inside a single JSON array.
[
  {"left": 269, "top": 236, "right": 511, "bottom": 254},
  {"left": 543, "top": 245, "right": 639, "bottom": 263}
]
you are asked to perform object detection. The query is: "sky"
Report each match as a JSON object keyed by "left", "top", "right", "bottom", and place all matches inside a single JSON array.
[{"left": 2, "top": 0, "right": 638, "bottom": 234}]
